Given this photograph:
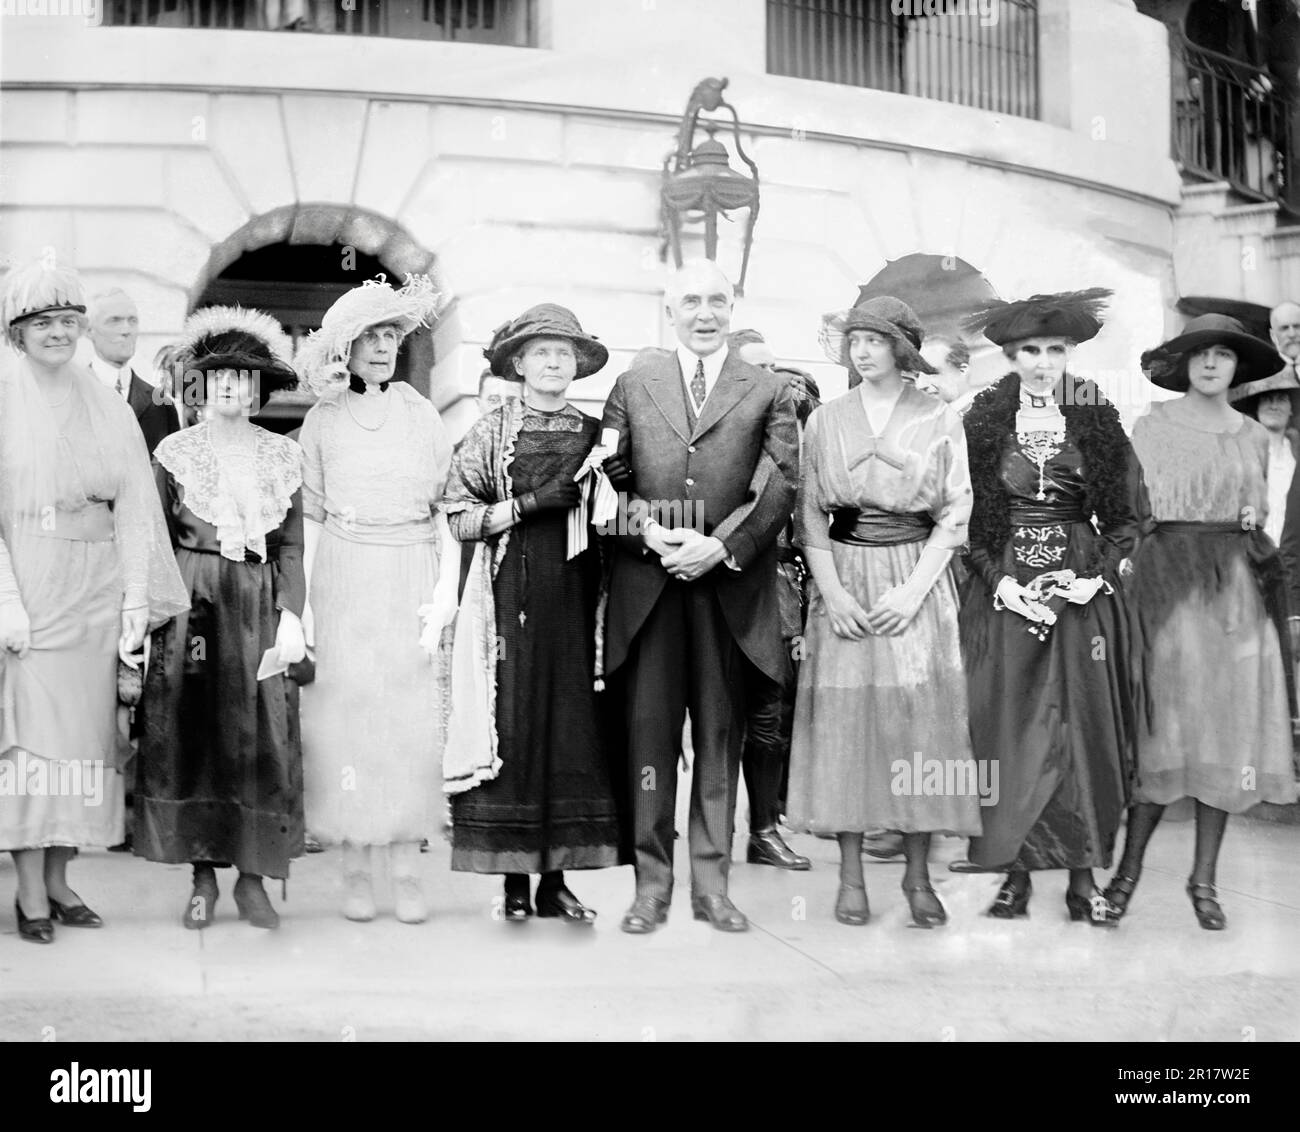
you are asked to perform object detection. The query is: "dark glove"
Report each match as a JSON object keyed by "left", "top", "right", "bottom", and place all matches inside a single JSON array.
[
  {"left": 602, "top": 453, "right": 634, "bottom": 491},
  {"left": 518, "top": 478, "right": 582, "bottom": 515}
]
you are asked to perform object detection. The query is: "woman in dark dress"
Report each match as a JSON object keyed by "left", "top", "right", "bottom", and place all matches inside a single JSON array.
[
  {"left": 135, "top": 308, "right": 306, "bottom": 930},
  {"left": 443, "top": 304, "right": 624, "bottom": 923},
  {"left": 960, "top": 289, "right": 1147, "bottom": 927}
]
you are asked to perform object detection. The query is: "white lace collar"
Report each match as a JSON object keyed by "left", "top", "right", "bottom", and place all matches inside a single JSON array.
[{"left": 155, "top": 423, "right": 303, "bottom": 563}]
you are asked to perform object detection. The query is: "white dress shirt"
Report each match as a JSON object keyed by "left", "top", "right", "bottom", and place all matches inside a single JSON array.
[
  {"left": 676, "top": 343, "right": 729, "bottom": 416},
  {"left": 90, "top": 355, "right": 132, "bottom": 399},
  {"left": 1266, "top": 434, "right": 1295, "bottom": 546}
]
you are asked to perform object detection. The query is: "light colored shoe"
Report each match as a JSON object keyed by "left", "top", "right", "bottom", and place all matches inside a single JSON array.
[
  {"left": 389, "top": 841, "right": 428, "bottom": 925},
  {"left": 341, "top": 843, "right": 376, "bottom": 922}
]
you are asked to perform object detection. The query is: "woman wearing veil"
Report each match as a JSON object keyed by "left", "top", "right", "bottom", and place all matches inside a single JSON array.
[{"left": 0, "top": 260, "right": 188, "bottom": 943}]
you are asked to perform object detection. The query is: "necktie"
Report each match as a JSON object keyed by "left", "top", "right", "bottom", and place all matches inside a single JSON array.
[
  {"left": 690, "top": 359, "right": 706, "bottom": 410},
  {"left": 115, "top": 371, "right": 126, "bottom": 398}
]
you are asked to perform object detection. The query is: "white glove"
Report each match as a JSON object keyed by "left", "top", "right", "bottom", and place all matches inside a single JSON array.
[
  {"left": 274, "top": 610, "right": 307, "bottom": 666},
  {"left": 994, "top": 576, "right": 1056, "bottom": 624},
  {"left": 0, "top": 599, "right": 31, "bottom": 658},
  {"left": 1058, "top": 575, "right": 1108, "bottom": 605},
  {"left": 417, "top": 596, "right": 457, "bottom": 660},
  {"left": 300, "top": 602, "right": 316, "bottom": 648}
]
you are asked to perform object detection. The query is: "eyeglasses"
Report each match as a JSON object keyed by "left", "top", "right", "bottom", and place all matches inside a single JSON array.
[{"left": 359, "top": 326, "right": 401, "bottom": 347}]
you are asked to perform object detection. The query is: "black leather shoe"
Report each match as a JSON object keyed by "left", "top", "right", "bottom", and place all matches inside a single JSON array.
[
  {"left": 536, "top": 886, "right": 597, "bottom": 924},
  {"left": 620, "top": 896, "right": 669, "bottom": 934},
  {"left": 902, "top": 882, "right": 947, "bottom": 928},
  {"left": 747, "top": 828, "right": 811, "bottom": 871},
  {"left": 988, "top": 874, "right": 1031, "bottom": 918},
  {"left": 233, "top": 874, "right": 280, "bottom": 930},
  {"left": 503, "top": 894, "right": 533, "bottom": 922},
  {"left": 1186, "top": 881, "right": 1226, "bottom": 931},
  {"left": 1065, "top": 886, "right": 1121, "bottom": 928},
  {"left": 834, "top": 884, "right": 870, "bottom": 926},
  {"left": 691, "top": 893, "right": 749, "bottom": 932},
  {"left": 48, "top": 896, "right": 103, "bottom": 928},
  {"left": 1103, "top": 873, "right": 1139, "bottom": 919},
  {"left": 183, "top": 865, "right": 219, "bottom": 930},
  {"left": 15, "top": 898, "right": 54, "bottom": 944}
]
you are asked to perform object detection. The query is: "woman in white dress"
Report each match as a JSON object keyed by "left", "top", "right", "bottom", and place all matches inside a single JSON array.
[{"left": 296, "top": 276, "right": 453, "bottom": 924}]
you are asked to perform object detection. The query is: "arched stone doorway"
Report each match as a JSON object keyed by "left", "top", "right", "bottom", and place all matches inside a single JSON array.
[{"left": 188, "top": 204, "right": 439, "bottom": 431}]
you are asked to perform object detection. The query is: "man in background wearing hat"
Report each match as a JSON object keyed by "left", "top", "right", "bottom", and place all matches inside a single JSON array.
[
  {"left": 87, "top": 288, "right": 180, "bottom": 454},
  {"left": 601, "top": 261, "right": 799, "bottom": 934}
]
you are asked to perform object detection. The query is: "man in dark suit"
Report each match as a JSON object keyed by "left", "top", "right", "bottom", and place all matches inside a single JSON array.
[
  {"left": 88, "top": 288, "right": 180, "bottom": 853},
  {"left": 87, "top": 288, "right": 179, "bottom": 454},
  {"left": 601, "top": 260, "right": 798, "bottom": 933}
]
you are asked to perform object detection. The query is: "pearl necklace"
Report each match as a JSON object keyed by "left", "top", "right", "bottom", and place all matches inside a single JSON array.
[{"left": 345, "top": 386, "right": 391, "bottom": 432}]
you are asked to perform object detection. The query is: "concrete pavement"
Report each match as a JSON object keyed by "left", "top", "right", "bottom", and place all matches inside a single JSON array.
[{"left": 2, "top": 804, "right": 1297, "bottom": 1042}]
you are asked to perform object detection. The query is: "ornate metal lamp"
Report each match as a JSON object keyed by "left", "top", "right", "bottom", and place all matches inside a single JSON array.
[{"left": 660, "top": 77, "right": 761, "bottom": 295}]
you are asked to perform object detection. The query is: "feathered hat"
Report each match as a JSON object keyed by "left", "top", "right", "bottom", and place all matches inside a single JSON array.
[
  {"left": 819, "top": 295, "right": 937, "bottom": 375},
  {"left": 174, "top": 305, "right": 298, "bottom": 410},
  {"left": 295, "top": 274, "right": 439, "bottom": 394},
  {"left": 2, "top": 259, "right": 87, "bottom": 345},
  {"left": 963, "top": 287, "right": 1112, "bottom": 347}
]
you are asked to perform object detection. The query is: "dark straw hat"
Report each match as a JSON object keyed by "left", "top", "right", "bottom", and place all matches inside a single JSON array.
[
  {"left": 1142, "top": 314, "right": 1284, "bottom": 392},
  {"left": 819, "top": 295, "right": 937, "bottom": 375},
  {"left": 485, "top": 303, "right": 608, "bottom": 379},
  {"left": 964, "top": 287, "right": 1111, "bottom": 347}
]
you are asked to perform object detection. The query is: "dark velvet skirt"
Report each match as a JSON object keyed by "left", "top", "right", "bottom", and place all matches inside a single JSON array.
[
  {"left": 135, "top": 549, "right": 304, "bottom": 878},
  {"left": 960, "top": 524, "right": 1138, "bottom": 871}
]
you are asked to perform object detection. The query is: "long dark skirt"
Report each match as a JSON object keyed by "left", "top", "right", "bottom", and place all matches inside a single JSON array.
[
  {"left": 136, "top": 549, "right": 304, "bottom": 878},
  {"left": 451, "top": 426, "right": 624, "bottom": 874},
  {"left": 960, "top": 526, "right": 1137, "bottom": 871}
]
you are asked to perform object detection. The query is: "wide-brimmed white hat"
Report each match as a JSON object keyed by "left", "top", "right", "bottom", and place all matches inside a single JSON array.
[{"left": 295, "top": 274, "right": 439, "bottom": 394}]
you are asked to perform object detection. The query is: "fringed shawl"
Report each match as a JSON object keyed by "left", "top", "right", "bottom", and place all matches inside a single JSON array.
[{"left": 440, "top": 398, "right": 524, "bottom": 795}]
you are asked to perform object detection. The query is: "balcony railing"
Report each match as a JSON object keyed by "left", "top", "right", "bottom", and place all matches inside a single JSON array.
[
  {"left": 1172, "top": 38, "right": 1294, "bottom": 205},
  {"left": 102, "top": 0, "right": 534, "bottom": 43},
  {"left": 767, "top": 0, "right": 1039, "bottom": 120}
]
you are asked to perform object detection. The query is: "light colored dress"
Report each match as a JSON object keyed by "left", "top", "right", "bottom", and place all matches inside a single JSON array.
[
  {"left": 787, "top": 383, "right": 981, "bottom": 835},
  {"left": 0, "top": 365, "right": 187, "bottom": 850},
  {"left": 1130, "top": 402, "right": 1297, "bottom": 811},
  {"left": 299, "top": 383, "right": 452, "bottom": 845}
]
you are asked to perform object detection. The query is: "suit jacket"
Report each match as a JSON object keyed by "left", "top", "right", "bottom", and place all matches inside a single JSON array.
[
  {"left": 600, "top": 349, "right": 799, "bottom": 683},
  {"left": 127, "top": 372, "right": 180, "bottom": 454},
  {"left": 1273, "top": 429, "right": 1300, "bottom": 616}
]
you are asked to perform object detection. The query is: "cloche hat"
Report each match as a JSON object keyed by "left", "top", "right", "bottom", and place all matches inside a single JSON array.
[{"left": 819, "top": 296, "right": 937, "bottom": 375}]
